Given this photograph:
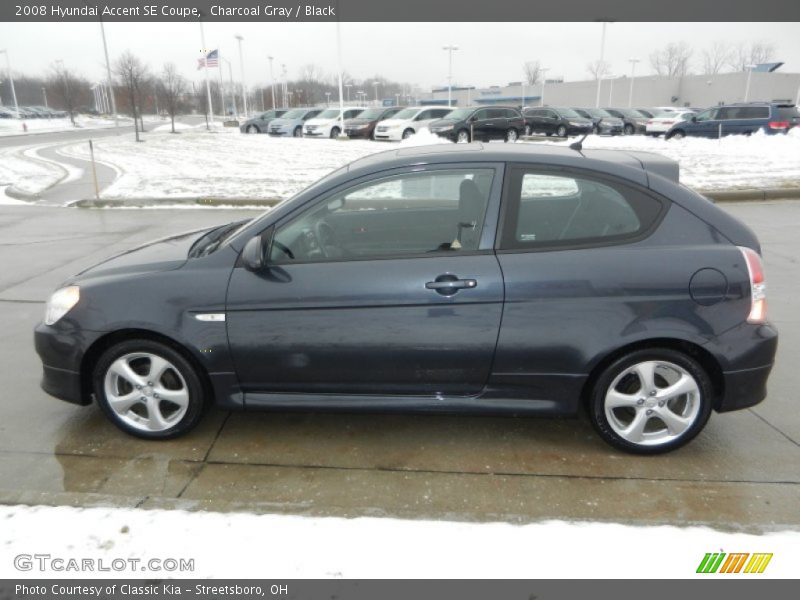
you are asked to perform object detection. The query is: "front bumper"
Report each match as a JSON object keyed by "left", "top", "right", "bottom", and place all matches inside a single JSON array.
[
  {"left": 303, "top": 128, "right": 326, "bottom": 137},
  {"left": 374, "top": 128, "right": 404, "bottom": 141},
  {"left": 34, "top": 322, "right": 102, "bottom": 406},
  {"left": 345, "top": 128, "right": 371, "bottom": 138}
]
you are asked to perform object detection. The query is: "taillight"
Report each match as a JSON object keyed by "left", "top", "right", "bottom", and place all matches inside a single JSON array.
[
  {"left": 768, "top": 121, "right": 789, "bottom": 129},
  {"left": 646, "top": 120, "right": 653, "bottom": 125},
  {"left": 664, "top": 120, "right": 675, "bottom": 125},
  {"left": 739, "top": 246, "right": 766, "bottom": 324}
]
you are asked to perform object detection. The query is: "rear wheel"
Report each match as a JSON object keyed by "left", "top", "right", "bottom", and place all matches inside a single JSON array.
[
  {"left": 623, "top": 123, "right": 635, "bottom": 135},
  {"left": 588, "top": 348, "right": 713, "bottom": 454},
  {"left": 93, "top": 339, "right": 207, "bottom": 440},
  {"left": 505, "top": 128, "right": 518, "bottom": 142},
  {"left": 556, "top": 125, "right": 567, "bottom": 137},
  {"left": 246, "top": 125, "right": 258, "bottom": 134}
]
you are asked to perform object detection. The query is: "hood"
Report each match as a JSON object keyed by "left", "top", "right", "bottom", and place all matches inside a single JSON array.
[
  {"left": 565, "top": 117, "right": 592, "bottom": 123},
  {"left": 269, "top": 117, "right": 300, "bottom": 127},
  {"left": 74, "top": 228, "right": 211, "bottom": 280},
  {"left": 376, "top": 118, "right": 410, "bottom": 127},
  {"left": 345, "top": 118, "right": 375, "bottom": 126}
]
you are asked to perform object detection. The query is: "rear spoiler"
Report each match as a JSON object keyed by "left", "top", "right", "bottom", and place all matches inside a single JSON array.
[{"left": 623, "top": 151, "right": 680, "bottom": 183}]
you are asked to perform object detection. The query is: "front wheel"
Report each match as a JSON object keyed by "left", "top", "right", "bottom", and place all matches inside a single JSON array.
[
  {"left": 246, "top": 125, "right": 259, "bottom": 134},
  {"left": 623, "top": 124, "right": 635, "bottom": 135},
  {"left": 456, "top": 129, "right": 470, "bottom": 143},
  {"left": 556, "top": 125, "right": 567, "bottom": 137},
  {"left": 93, "top": 339, "right": 208, "bottom": 440},
  {"left": 292, "top": 126, "right": 302, "bottom": 137},
  {"left": 329, "top": 126, "right": 341, "bottom": 139},
  {"left": 588, "top": 348, "right": 713, "bottom": 454},
  {"left": 402, "top": 128, "right": 415, "bottom": 140},
  {"left": 505, "top": 128, "right": 518, "bottom": 142},
  {"left": 667, "top": 130, "right": 685, "bottom": 140}
]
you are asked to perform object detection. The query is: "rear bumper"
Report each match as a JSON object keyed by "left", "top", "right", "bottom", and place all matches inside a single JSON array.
[{"left": 713, "top": 322, "right": 778, "bottom": 412}]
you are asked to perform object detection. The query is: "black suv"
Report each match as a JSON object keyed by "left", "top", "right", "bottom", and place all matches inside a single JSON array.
[
  {"left": 429, "top": 106, "right": 525, "bottom": 142},
  {"left": 604, "top": 108, "right": 649, "bottom": 135},
  {"left": 523, "top": 107, "right": 593, "bottom": 137},
  {"left": 665, "top": 103, "right": 800, "bottom": 139},
  {"left": 573, "top": 108, "right": 624, "bottom": 135}
]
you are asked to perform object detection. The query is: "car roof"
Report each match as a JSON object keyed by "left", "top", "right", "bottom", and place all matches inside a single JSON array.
[{"left": 342, "top": 143, "right": 679, "bottom": 183}]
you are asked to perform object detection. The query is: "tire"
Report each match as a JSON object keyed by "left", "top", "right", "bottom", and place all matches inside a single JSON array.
[
  {"left": 556, "top": 125, "right": 567, "bottom": 138},
  {"left": 588, "top": 348, "right": 713, "bottom": 454},
  {"left": 668, "top": 129, "right": 685, "bottom": 140},
  {"left": 93, "top": 339, "right": 208, "bottom": 440},
  {"left": 456, "top": 129, "right": 470, "bottom": 143},
  {"left": 402, "top": 128, "right": 415, "bottom": 140},
  {"left": 623, "top": 123, "right": 635, "bottom": 135},
  {"left": 246, "top": 125, "right": 259, "bottom": 134},
  {"left": 329, "top": 126, "right": 341, "bottom": 139},
  {"left": 292, "top": 126, "right": 302, "bottom": 137},
  {"left": 505, "top": 128, "right": 518, "bottom": 142}
]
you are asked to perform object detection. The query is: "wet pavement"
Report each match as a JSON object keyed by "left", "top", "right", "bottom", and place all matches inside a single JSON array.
[{"left": 0, "top": 203, "right": 798, "bottom": 529}]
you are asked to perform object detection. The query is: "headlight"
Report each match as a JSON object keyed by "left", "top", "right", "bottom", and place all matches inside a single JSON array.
[
  {"left": 433, "top": 125, "right": 453, "bottom": 132},
  {"left": 353, "top": 124, "right": 368, "bottom": 129},
  {"left": 44, "top": 286, "right": 80, "bottom": 325},
  {"left": 569, "top": 122, "right": 584, "bottom": 126}
]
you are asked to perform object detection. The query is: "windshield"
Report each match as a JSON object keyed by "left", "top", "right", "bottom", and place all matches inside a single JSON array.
[
  {"left": 392, "top": 108, "right": 421, "bottom": 120},
  {"left": 557, "top": 108, "right": 581, "bottom": 118},
  {"left": 586, "top": 108, "right": 612, "bottom": 118},
  {"left": 281, "top": 109, "right": 306, "bottom": 119},
  {"left": 316, "top": 109, "right": 340, "bottom": 119},
  {"left": 618, "top": 108, "right": 646, "bottom": 118},
  {"left": 442, "top": 108, "right": 474, "bottom": 120},
  {"left": 355, "top": 108, "right": 385, "bottom": 119}
]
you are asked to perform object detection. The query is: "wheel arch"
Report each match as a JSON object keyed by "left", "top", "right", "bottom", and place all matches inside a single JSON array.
[
  {"left": 80, "top": 328, "right": 214, "bottom": 406},
  {"left": 580, "top": 337, "right": 724, "bottom": 411}
]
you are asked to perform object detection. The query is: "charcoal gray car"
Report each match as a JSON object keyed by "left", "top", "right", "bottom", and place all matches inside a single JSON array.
[{"left": 34, "top": 144, "right": 777, "bottom": 454}]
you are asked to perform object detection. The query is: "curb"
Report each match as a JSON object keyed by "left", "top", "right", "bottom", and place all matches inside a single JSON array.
[
  {"left": 701, "top": 188, "right": 800, "bottom": 203},
  {"left": 4, "top": 186, "right": 40, "bottom": 202}
]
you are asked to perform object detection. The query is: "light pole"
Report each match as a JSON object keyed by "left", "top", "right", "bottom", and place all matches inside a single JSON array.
[
  {"left": 42, "top": 86, "right": 48, "bottom": 108},
  {"left": 325, "top": 92, "right": 331, "bottom": 106},
  {"left": 628, "top": 58, "right": 639, "bottom": 108},
  {"left": 594, "top": 21, "right": 612, "bottom": 108},
  {"left": 97, "top": 19, "right": 118, "bottom": 127},
  {"left": 345, "top": 83, "right": 352, "bottom": 102},
  {"left": 442, "top": 44, "right": 459, "bottom": 107},
  {"left": 0, "top": 49, "right": 19, "bottom": 118},
  {"left": 234, "top": 35, "right": 247, "bottom": 117},
  {"left": 539, "top": 68, "right": 550, "bottom": 107},
  {"left": 608, "top": 75, "right": 617, "bottom": 105},
  {"left": 198, "top": 21, "right": 214, "bottom": 128},
  {"left": 281, "top": 64, "right": 287, "bottom": 108},
  {"left": 744, "top": 64, "right": 756, "bottom": 102},
  {"left": 267, "top": 55, "right": 276, "bottom": 109},
  {"left": 372, "top": 81, "right": 379, "bottom": 105}
]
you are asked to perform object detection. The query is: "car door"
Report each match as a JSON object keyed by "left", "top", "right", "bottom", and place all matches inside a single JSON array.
[
  {"left": 226, "top": 164, "right": 505, "bottom": 398},
  {"left": 690, "top": 108, "right": 721, "bottom": 138},
  {"left": 469, "top": 109, "right": 494, "bottom": 140},
  {"left": 524, "top": 109, "right": 543, "bottom": 133}
]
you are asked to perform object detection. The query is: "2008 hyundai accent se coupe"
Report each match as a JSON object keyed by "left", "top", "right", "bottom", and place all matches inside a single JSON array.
[{"left": 34, "top": 144, "right": 777, "bottom": 454}]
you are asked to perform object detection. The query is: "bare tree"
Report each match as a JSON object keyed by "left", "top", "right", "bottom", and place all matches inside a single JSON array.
[
  {"left": 523, "top": 60, "right": 543, "bottom": 85},
  {"left": 157, "top": 63, "right": 187, "bottom": 133},
  {"left": 649, "top": 42, "right": 693, "bottom": 77},
  {"left": 114, "top": 51, "right": 149, "bottom": 142},
  {"left": 49, "top": 61, "right": 82, "bottom": 125},
  {"left": 585, "top": 60, "right": 610, "bottom": 81},
  {"left": 701, "top": 41, "right": 732, "bottom": 75},
  {"left": 728, "top": 41, "right": 776, "bottom": 71}
]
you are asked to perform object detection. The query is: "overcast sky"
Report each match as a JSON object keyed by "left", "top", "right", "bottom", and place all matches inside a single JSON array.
[{"left": 1, "top": 22, "right": 798, "bottom": 90}]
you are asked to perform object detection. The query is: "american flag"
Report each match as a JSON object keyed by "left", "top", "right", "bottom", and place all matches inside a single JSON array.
[{"left": 197, "top": 49, "right": 219, "bottom": 70}]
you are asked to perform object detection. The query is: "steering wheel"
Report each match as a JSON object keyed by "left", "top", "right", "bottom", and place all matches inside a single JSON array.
[{"left": 314, "top": 220, "right": 345, "bottom": 258}]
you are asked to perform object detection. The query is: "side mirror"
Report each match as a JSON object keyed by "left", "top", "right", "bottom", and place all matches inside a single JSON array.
[
  {"left": 241, "top": 235, "right": 265, "bottom": 271},
  {"left": 691, "top": 116, "right": 698, "bottom": 123},
  {"left": 469, "top": 116, "right": 478, "bottom": 123}
]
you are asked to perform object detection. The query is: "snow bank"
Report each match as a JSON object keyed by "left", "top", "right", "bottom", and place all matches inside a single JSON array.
[
  {"left": 0, "top": 115, "right": 133, "bottom": 137},
  {"left": 0, "top": 504, "right": 796, "bottom": 578}
]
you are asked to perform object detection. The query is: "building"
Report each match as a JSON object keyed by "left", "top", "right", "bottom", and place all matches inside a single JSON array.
[{"left": 423, "top": 69, "right": 800, "bottom": 109}]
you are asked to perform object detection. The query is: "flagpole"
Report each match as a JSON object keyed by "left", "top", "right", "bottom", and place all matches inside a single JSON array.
[
  {"left": 217, "top": 46, "right": 226, "bottom": 117},
  {"left": 199, "top": 20, "right": 213, "bottom": 130}
]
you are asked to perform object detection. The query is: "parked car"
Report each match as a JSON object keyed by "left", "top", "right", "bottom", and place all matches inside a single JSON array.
[
  {"left": 645, "top": 110, "right": 695, "bottom": 136},
  {"left": 604, "top": 108, "right": 649, "bottom": 135},
  {"left": 33, "top": 144, "right": 777, "bottom": 454},
  {"left": 429, "top": 106, "right": 525, "bottom": 142},
  {"left": 344, "top": 106, "right": 405, "bottom": 139},
  {"left": 665, "top": 103, "right": 800, "bottom": 140},
  {"left": 239, "top": 109, "right": 289, "bottom": 134},
  {"left": 374, "top": 106, "right": 454, "bottom": 141},
  {"left": 304, "top": 107, "right": 365, "bottom": 138},
  {"left": 267, "top": 108, "right": 322, "bottom": 137},
  {"left": 522, "top": 107, "right": 593, "bottom": 137},
  {"left": 0, "top": 106, "right": 14, "bottom": 119},
  {"left": 573, "top": 108, "right": 624, "bottom": 135}
]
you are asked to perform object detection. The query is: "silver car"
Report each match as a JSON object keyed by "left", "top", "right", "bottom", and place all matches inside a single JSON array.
[{"left": 268, "top": 108, "right": 323, "bottom": 137}]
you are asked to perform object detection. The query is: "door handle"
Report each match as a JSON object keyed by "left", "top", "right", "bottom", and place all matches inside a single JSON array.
[{"left": 426, "top": 275, "right": 478, "bottom": 296}]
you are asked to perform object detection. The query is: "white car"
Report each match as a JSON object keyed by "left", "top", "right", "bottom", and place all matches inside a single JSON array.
[
  {"left": 374, "top": 107, "right": 453, "bottom": 141},
  {"left": 645, "top": 110, "right": 695, "bottom": 136},
  {"left": 303, "top": 107, "right": 365, "bottom": 138}
]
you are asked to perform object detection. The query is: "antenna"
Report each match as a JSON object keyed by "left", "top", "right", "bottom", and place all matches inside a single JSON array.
[{"left": 570, "top": 118, "right": 599, "bottom": 151}]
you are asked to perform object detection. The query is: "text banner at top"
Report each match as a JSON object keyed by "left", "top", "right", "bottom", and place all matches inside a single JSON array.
[{"left": 3, "top": 0, "right": 800, "bottom": 22}]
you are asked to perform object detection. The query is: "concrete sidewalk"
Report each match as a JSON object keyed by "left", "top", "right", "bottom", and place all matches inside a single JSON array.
[{"left": 0, "top": 204, "right": 797, "bottom": 529}]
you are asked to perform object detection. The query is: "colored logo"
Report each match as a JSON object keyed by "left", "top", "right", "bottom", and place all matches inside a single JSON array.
[{"left": 696, "top": 552, "right": 773, "bottom": 574}]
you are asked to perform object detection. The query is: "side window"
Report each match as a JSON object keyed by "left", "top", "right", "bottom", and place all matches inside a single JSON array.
[
  {"left": 434, "top": 109, "right": 451, "bottom": 118},
  {"left": 271, "top": 169, "right": 496, "bottom": 263},
  {"left": 716, "top": 107, "right": 736, "bottom": 120},
  {"left": 486, "top": 108, "right": 503, "bottom": 119},
  {"left": 500, "top": 170, "right": 664, "bottom": 250},
  {"left": 344, "top": 110, "right": 361, "bottom": 119},
  {"left": 739, "top": 106, "right": 769, "bottom": 119},
  {"left": 305, "top": 110, "right": 320, "bottom": 119},
  {"left": 695, "top": 109, "right": 717, "bottom": 122},
  {"left": 473, "top": 109, "right": 490, "bottom": 121},
  {"left": 415, "top": 110, "right": 431, "bottom": 120}
]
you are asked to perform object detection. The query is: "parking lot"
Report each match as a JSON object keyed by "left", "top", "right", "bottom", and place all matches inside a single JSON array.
[{"left": 1, "top": 202, "right": 798, "bottom": 530}]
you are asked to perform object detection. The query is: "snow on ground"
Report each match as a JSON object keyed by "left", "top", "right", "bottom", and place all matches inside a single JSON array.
[
  {"left": 0, "top": 115, "right": 133, "bottom": 137},
  {"left": 0, "top": 144, "right": 64, "bottom": 195},
  {"left": 56, "top": 126, "right": 800, "bottom": 203},
  {"left": 1, "top": 504, "right": 796, "bottom": 578}
]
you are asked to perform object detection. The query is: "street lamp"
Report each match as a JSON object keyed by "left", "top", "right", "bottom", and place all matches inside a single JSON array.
[
  {"left": 607, "top": 74, "right": 618, "bottom": 105},
  {"left": 234, "top": 35, "right": 248, "bottom": 117},
  {"left": 344, "top": 83, "right": 352, "bottom": 102},
  {"left": 372, "top": 81, "right": 379, "bottom": 104},
  {"left": 325, "top": 91, "right": 331, "bottom": 106},
  {"left": 0, "top": 49, "right": 19, "bottom": 118},
  {"left": 744, "top": 64, "right": 756, "bottom": 102},
  {"left": 267, "top": 56, "right": 276, "bottom": 109},
  {"left": 628, "top": 58, "right": 640, "bottom": 108},
  {"left": 42, "top": 86, "right": 48, "bottom": 109},
  {"left": 594, "top": 21, "right": 613, "bottom": 108},
  {"left": 442, "top": 44, "right": 459, "bottom": 107},
  {"left": 539, "top": 68, "right": 550, "bottom": 107}
]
